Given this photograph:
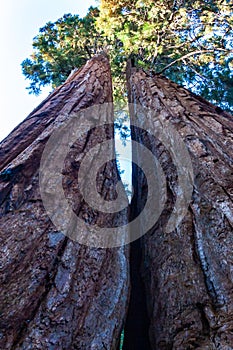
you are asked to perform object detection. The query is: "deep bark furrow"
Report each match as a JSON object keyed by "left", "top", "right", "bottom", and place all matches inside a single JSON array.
[{"left": 11, "top": 235, "right": 69, "bottom": 349}]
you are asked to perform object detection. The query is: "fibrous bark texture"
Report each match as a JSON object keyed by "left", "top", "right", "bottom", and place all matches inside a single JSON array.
[
  {"left": 0, "top": 55, "right": 129, "bottom": 349},
  {"left": 127, "top": 64, "right": 233, "bottom": 349}
]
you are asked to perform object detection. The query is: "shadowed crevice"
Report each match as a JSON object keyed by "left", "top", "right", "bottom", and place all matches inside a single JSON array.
[{"left": 122, "top": 238, "right": 152, "bottom": 350}]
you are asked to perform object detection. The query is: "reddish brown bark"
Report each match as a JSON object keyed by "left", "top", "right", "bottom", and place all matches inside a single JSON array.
[
  {"left": 0, "top": 55, "right": 130, "bottom": 349},
  {"left": 1, "top": 54, "right": 233, "bottom": 350},
  {"left": 126, "top": 63, "right": 233, "bottom": 349}
]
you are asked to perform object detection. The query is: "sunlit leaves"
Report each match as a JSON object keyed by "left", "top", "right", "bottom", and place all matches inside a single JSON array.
[
  {"left": 22, "top": 1, "right": 233, "bottom": 110},
  {"left": 98, "top": 0, "right": 233, "bottom": 110}
]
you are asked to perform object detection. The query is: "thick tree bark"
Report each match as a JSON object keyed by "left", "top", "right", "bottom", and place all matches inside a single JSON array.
[
  {"left": 126, "top": 63, "right": 233, "bottom": 349},
  {"left": 0, "top": 55, "right": 130, "bottom": 349},
  {"left": 2, "top": 54, "right": 233, "bottom": 350}
]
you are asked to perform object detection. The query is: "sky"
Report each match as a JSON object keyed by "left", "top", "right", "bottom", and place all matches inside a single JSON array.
[
  {"left": 0, "top": 0, "right": 132, "bottom": 195},
  {"left": 0, "top": 0, "right": 97, "bottom": 142}
]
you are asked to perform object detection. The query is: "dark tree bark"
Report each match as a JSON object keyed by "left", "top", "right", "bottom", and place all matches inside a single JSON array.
[
  {"left": 0, "top": 55, "right": 130, "bottom": 350},
  {"left": 126, "top": 63, "right": 233, "bottom": 349}
]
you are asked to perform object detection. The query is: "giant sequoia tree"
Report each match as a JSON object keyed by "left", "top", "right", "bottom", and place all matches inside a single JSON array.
[
  {"left": 2, "top": 53, "right": 233, "bottom": 349},
  {"left": 1, "top": 1, "right": 233, "bottom": 349}
]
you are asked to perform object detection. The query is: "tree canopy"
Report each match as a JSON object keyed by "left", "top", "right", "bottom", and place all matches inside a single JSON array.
[
  {"left": 22, "top": 7, "right": 104, "bottom": 95},
  {"left": 22, "top": 1, "right": 233, "bottom": 110}
]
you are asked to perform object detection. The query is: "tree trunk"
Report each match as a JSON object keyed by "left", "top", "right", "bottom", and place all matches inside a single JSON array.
[
  {"left": 0, "top": 55, "right": 130, "bottom": 350},
  {"left": 126, "top": 63, "right": 233, "bottom": 349},
  {"left": 1, "top": 54, "right": 233, "bottom": 350}
]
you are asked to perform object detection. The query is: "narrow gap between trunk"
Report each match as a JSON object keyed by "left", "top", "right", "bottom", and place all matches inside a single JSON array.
[{"left": 114, "top": 114, "right": 151, "bottom": 350}]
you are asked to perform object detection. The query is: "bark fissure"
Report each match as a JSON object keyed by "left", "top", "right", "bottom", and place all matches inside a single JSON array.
[
  {"left": 122, "top": 214, "right": 152, "bottom": 350},
  {"left": 11, "top": 235, "right": 69, "bottom": 349},
  {"left": 191, "top": 209, "right": 221, "bottom": 307}
]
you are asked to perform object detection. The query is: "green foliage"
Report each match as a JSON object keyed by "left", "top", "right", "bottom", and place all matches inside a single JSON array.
[
  {"left": 22, "top": 7, "right": 105, "bottom": 94},
  {"left": 22, "top": 1, "right": 233, "bottom": 111},
  {"left": 98, "top": 0, "right": 233, "bottom": 111}
]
